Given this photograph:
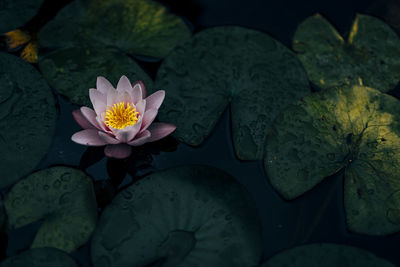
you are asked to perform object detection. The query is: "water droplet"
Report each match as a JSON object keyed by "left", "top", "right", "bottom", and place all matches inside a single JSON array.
[
  {"left": 122, "top": 190, "right": 133, "bottom": 200},
  {"left": 12, "top": 197, "right": 23, "bottom": 207},
  {"left": 225, "top": 214, "right": 232, "bottom": 221},
  {"left": 59, "top": 192, "right": 72, "bottom": 205},
  {"left": 387, "top": 208, "right": 400, "bottom": 224},
  {"left": 192, "top": 123, "right": 205, "bottom": 133},
  {"left": 60, "top": 172, "right": 71, "bottom": 181},
  {"left": 53, "top": 180, "right": 61, "bottom": 188},
  {"left": 327, "top": 153, "right": 335, "bottom": 160}
]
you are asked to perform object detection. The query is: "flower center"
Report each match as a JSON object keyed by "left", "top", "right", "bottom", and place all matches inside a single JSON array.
[{"left": 104, "top": 102, "right": 139, "bottom": 129}]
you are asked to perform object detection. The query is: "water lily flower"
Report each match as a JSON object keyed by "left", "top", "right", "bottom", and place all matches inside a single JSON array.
[{"left": 71, "top": 76, "right": 176, "bottom": 159}]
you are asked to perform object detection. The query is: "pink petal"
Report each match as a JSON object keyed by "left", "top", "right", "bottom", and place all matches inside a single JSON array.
[
  {"left": 129, "top": 81, "right": 143, "bottom": 104},
  {"left": 72, "top": 109, "right": 96, "bottom": 130},
  {"left": 140, "top": 108, "right": 158, "bottom": 132},
  {"left": 89, "top": 89, "right": 106, "bottom": 114},
  {"left": 128, "top": 130, "right": 151, "bottom": 146},
  {"left": 111, "top": 116, "right": 143, "bottom": 143},
  {"left": 104, "top": 144, "right": 132, "bottom": 159},
  {"left": 147, "top": 123, "right": 176, "bottom": 142},
  {"left": 106, "top": 88, "right": 119, "bottom": 107},
  {"left": 96, "top": 76, "right": 114, "bottom": 94},
  {"left": 116, "top": 75, "right": 132, "bottom": 94},
  {"left": 96, "top": 113, "right": 111, "bottom": 133},
  {"left": 134, "top": 80, "right": 147, "bottom": 98},
  {"left": 80, "top": 106, "right": 101, "bottom": 129},
  {"left": 71, "top": 129, "right": 108, "bottom": 146},
  {"left": 135, "top": 99, "right": 146, "bottom": 116},
  {"left": 122, "top": 91, "right": 133, "bottom": 104},
  {"left": 145, "top": 90, "right": 165, "bottom": 111},
  {"left": 98, "top": 131, "right": 121, "bottom": 144}
]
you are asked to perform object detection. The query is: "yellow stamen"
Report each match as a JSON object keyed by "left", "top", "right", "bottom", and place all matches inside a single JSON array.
[{"left": 104, "top": 102, "right": 139, "bottom": 129}]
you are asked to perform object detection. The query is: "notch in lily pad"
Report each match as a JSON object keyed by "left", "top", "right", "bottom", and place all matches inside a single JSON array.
[
  {"left": 4, "top": 167, "right": 97, "bottom": 253},
  {"left": 0, "top": 247, "right": 78, "bottom": 267},
  {"left": 154, "top": 26, "right": 310, "bottom": 160},
  {"left": 91, "top": 165, "right": 262, "bottom": 266},
  {"left": 261, "top": 243, "right": 395, "bottom": 267},
  {"left": 293, "top": 13, "right": 400, "bottom": 92},
  {"left": 265, "top": 85, "right": 400, "bottom": 235}
]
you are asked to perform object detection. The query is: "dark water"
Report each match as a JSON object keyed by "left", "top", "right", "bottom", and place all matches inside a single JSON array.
[{"left": 4, "top": 0, "right": 400, "bottom": 266}]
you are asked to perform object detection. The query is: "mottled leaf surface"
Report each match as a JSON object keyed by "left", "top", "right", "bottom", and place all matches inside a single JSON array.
[
  {"left": 0, "top": 248, "right": 78, "bottom": 267},
  {"left": 0, "top": 53, "right": 56, "bottom": 188},
  {"left": 4, "top": 167, "right": 98, "bottom": 253},
  {"left": 38, "top": 46, "right": 153, "bottom": 106},
  {"left": 0, "top": 0, "right": 44, "bottom": 33},
  {"left": 38, "top": 0, "right": 191, "bottom": 58},
  {"left": 293, "top": 14, "right": 400, "bottom": 92},
  {"left": 91, "top": 165, "right": 262, "bottom": 267},
  {"left": 262, "top": 243, "right": 395, "bottom": 267},
  {"left": 155, "top": 26, "right": 310, "bottom": 160},
  {"left": 265, "top": 85, "right": 400, "bottom": 235}
]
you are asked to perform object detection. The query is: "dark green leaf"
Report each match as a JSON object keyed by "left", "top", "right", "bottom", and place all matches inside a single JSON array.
[
  {"left": 265, "top": 85, "right": 400, "bottom": 235},
  {"left": 293, "top": 14, "right": 400, "bottom": 92},
  {"left": 0, "top": 52, "right": 56, "bottom": 188},
  {"left": 91, "top": 165, "right": 262, "bottom": 266},
  {"left": 4, "top": 167, "right": 98, "bottom": 252},
  {"left": 155, "top": 26, "right": 310, "bottom": 160}
]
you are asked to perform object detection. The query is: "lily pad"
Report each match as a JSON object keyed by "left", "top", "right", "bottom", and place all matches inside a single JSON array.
[
  {"left": 293, "top": 13, "right": 400, "bottom": 93},
  {"left": 4, "top": 166, "right": 98, "bottom": 253},
  {"left": 0, "top": 0, "right": 44, "bottom": 33},
  {"left": 0, "top": 52, "right": 56, "bottom": 188},
  {"left": 0, "top": 247, "right": 78, "bottom": 267},
  {"left": 38, "top": 46, "right": 153, "bottom": 106},
  {"left": 38, "top": 0, "right": 191, "bottom": 59},
  {"left": 265, "top": 85, "right": 400, "bottom": 235},
  {"left": 261, "top": 243, "right": 395, "bottom": 267},
  {"left": 91, "top": 165, "right": 262, "bottom": 267},
  {"left": 154, "top": 26, "right": 310, "bottom": 160}
]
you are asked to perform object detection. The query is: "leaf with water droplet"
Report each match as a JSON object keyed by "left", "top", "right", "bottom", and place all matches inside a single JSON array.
[
  {"left": 38, "top": 0, "right": 191, "bottom": 59},
  {"left": 4, "top": 167, "right": 97, "bottom": 253},
  {"left": 293, "top": 13, "right": 400, "bottom": 92},
  {"left": 0, "top": 247, "right": 78, "bottom": 267},
  {"left": 91, "top": 165, "right": 261, "bottom": 266},
  {"left": 261, "top": 243, "right": 395, "bottom": 267},
  {"left": 0, "top": 52, "right": 56, "bottom": 188},
  {"left": 154, "top": 26, "right": 310, "bottom": 160},
  {"left": 38, "top": 46, "right": 153, "bottom": 106},
  {"left": 265, "top": 85, "right": 400, "bottom": 235}
]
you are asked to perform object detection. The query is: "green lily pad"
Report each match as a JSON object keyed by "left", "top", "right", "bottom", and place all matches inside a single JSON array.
[
  {"left": 38, "top": 46, "right": 153, "bottom": 106},
  {"left": 154, "top": 26, "right": 310, "bottom": 160},
  {"left": 4, "top": 166, "right": 98, "bottom": 253},
  {"left": 293, "top": 13, "right": 400, "bottom": 93},
  {"left": 265, "top": 85, "right": 400, "bottom": 235},
  {"left": 0, "top": 52, "right": 56, "bottom": 188},
  {"left": 261, "top": 243, "right": 395, "bottom": 267},
  {"left": 91, "top": 165, "right": 262, "bottom": 267},
  {"left": 0, "top": 247, "right": 78, "bottom": 267},
  {"left": 0, "top": 0, "right": 44, "bottom": 33},
  {"left": 38, "top": 0, "right": 191, "bottom": 59}
]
